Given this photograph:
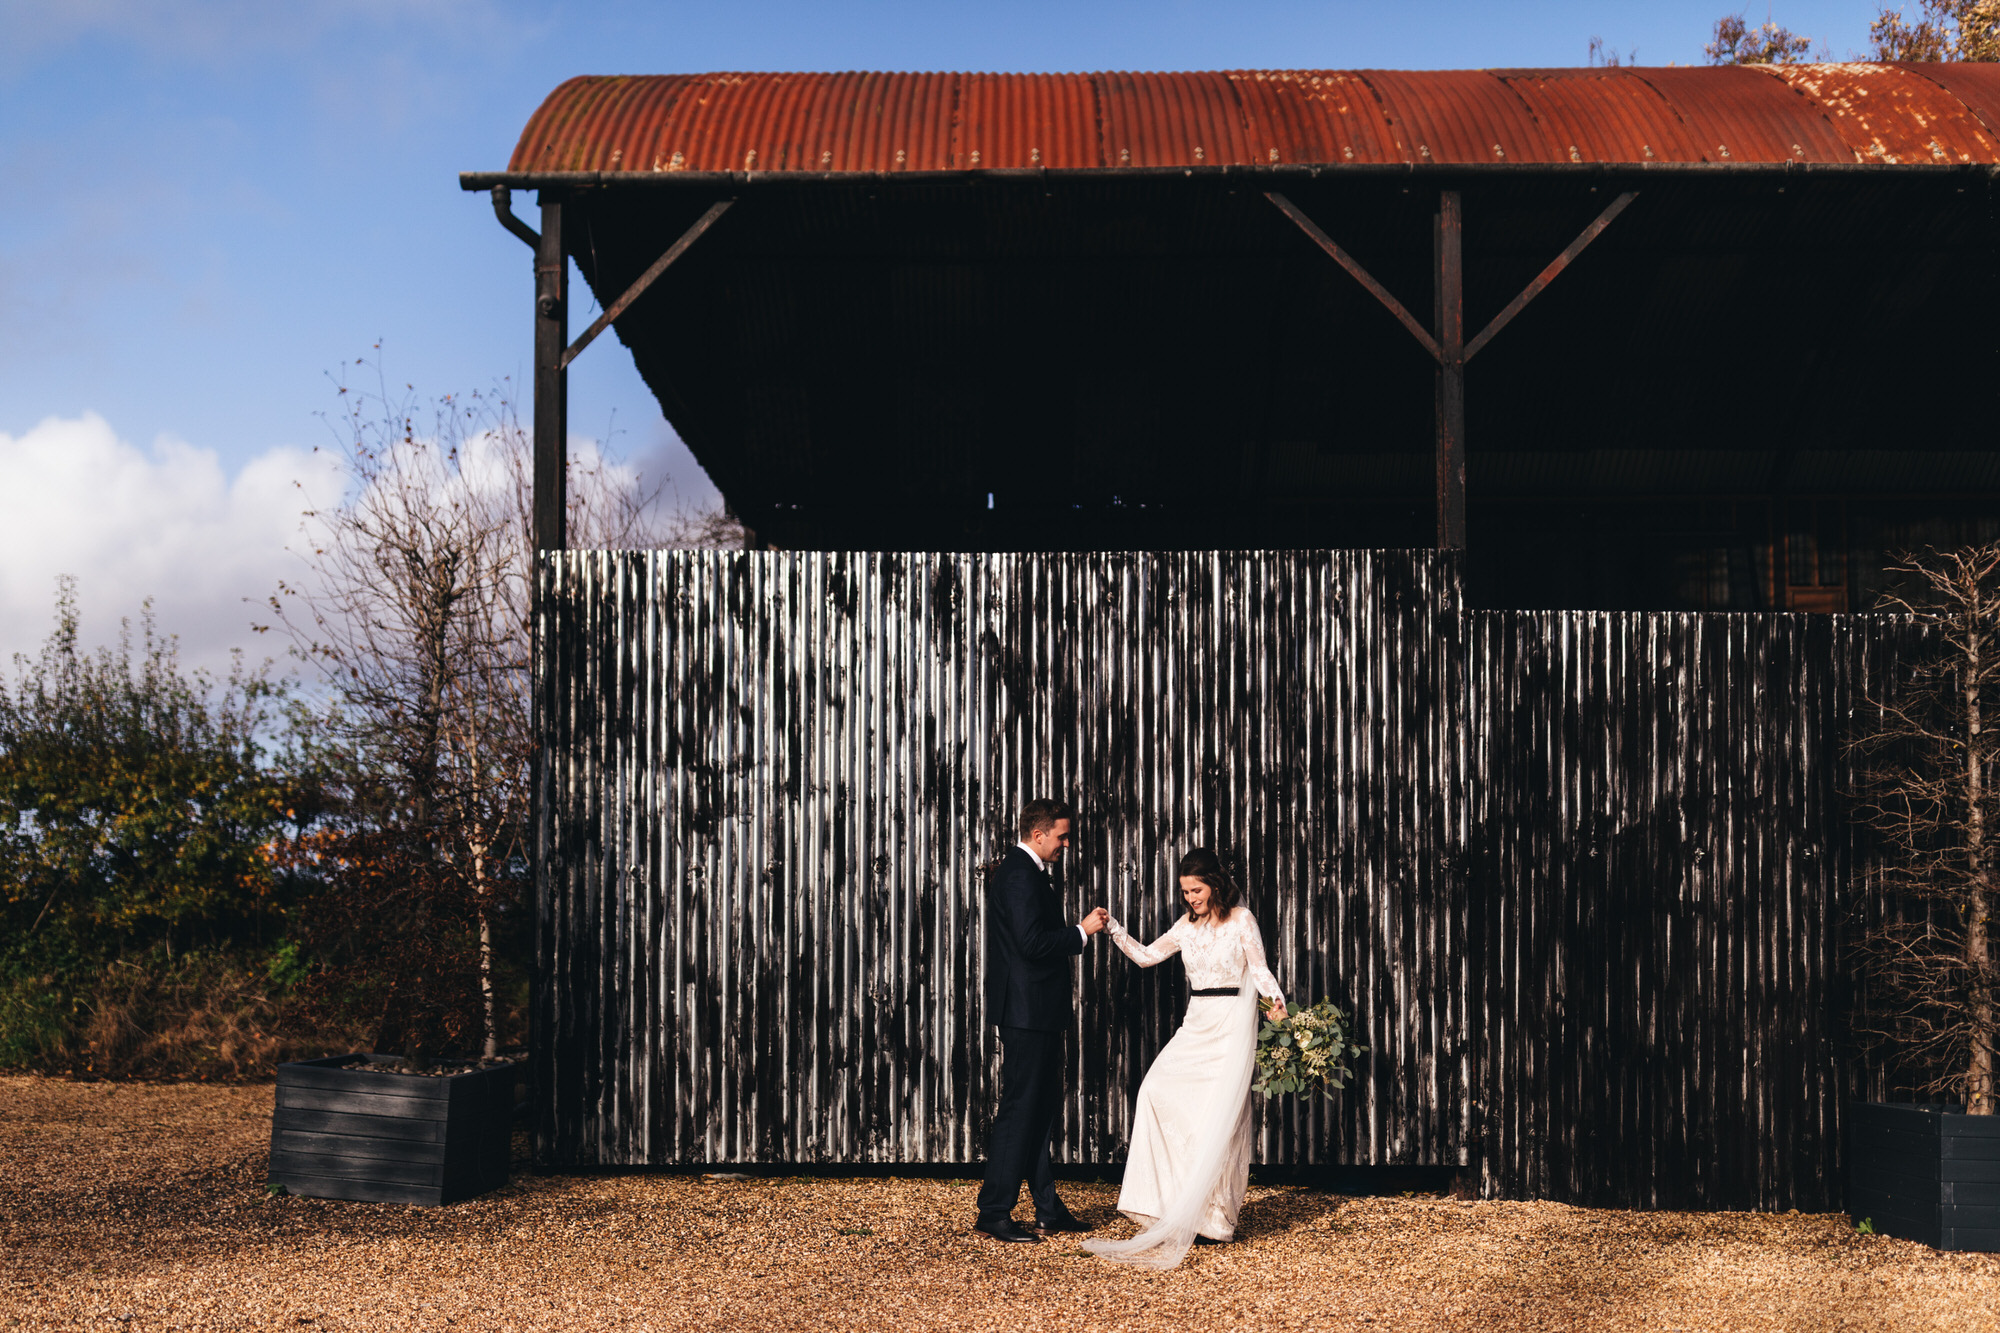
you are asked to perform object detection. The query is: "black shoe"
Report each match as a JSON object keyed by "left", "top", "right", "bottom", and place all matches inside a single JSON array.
[
  {"left": 973, "top": 1217, "right": 1042, "bottom": 1243},
  {"left": 1033, "top": 1209, "right": 1089, "bottom": 1234},
  {"left": 1193, "top": 1234, "right": 1229, "bottom": 1246}
]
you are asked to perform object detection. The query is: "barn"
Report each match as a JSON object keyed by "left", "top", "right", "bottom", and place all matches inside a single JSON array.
[{"left": 462, "top": 64, "right": 2000, "bottom": 1206}]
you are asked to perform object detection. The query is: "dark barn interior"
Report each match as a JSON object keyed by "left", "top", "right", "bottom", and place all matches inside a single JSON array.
[{"left": 469, "top": 64, "right": 2000, "bottom": 612}]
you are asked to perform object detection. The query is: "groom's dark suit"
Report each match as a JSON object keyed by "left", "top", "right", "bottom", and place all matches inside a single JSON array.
[{"left": 976, "top": 845, "right": 1086, "bottom": 1229}]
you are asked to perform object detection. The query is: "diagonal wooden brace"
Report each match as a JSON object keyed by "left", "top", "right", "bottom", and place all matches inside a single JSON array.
[
  {"left": 1267, "top": 191, "right": 1442, "bottom": 363},
  {"left": 560, "top": 199, "right": 734, "bottom": 370},
  {"left": 1464, "top": 191, "right": 1636, "bottom": 362}
]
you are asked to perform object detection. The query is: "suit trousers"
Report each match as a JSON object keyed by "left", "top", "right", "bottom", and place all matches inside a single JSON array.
[{"left": 976, "top": 1026, "right": 1065, "bottom": 1225}]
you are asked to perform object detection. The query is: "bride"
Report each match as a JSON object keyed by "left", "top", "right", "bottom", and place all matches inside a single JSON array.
[{"left": 1084, "top": 848, "right": 1287, "bottom": 1269}]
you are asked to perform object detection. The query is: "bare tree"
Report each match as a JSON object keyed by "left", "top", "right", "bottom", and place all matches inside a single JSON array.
[
  {"left": 1587, "top": 36, "right": 1637, "bottom": 67},
  {"left": 1705, "top": 12, "right": 1816, "bottom": 63},
  {"left": 267, "top": 360, "right": 742, "bottom": 1056},
  {"left": 1870, "top": 0, "right": 2000, "bottom": 60},
  {"left": 1850, "top": 545, "right": 2000, "bottom": 1115}
]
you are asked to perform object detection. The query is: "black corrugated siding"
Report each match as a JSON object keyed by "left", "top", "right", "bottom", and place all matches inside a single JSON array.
[{"left": 536, "top": 547, "right": 1906, "bottom": 1209}]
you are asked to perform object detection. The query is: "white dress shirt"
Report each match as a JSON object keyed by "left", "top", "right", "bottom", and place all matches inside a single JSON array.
[{"left": 1019, "top": 840, "right": 1091, "bottom": 948}]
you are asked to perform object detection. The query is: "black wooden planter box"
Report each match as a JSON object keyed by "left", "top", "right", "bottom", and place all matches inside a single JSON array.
[
  {"left": 269, "top": 1055, "right": 517, "bottom": 1205},
  {"left": 1847, "top": 1102, "right": 2000, "bottom": 1251}
]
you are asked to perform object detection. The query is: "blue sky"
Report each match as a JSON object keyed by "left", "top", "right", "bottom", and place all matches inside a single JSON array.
[{"left": 0, "top": 0, "right": 1885, "bottom": 666}]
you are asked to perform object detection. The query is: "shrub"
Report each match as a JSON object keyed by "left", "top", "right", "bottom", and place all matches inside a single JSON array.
[
  {"left": 0, "top": 582, "right": 315, "bottom": 954},
  {"left": 0, "top": 938, "right": 366, "bottom": 1080},
  {"left": 0, "top": 582, "right": 329, "bottom": 1075}
]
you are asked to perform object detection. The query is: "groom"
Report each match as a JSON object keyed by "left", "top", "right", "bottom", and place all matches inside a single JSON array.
[{"left": 974, "top": 798, "right": 1109, "bottom": 1243}]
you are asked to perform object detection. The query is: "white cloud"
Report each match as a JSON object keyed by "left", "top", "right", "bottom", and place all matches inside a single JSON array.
[
  {"left": 0, "top": 412, "right": 336, "bottom": 677},
  {"left": 0, "top": 408, "right": 717, "bottom": 690}
]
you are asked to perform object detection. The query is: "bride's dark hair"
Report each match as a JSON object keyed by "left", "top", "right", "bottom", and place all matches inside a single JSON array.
[{"left": 1177, "top": 847, "right": 1242, "bottom": 922}]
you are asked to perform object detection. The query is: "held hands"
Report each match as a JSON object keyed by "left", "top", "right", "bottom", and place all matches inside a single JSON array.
[
  {"left": 1079, "top": 906, "right": 1111, "bottom": 936},
  {"left": 1260, "top": 996, "right": 1289, "bottom": 1022}
]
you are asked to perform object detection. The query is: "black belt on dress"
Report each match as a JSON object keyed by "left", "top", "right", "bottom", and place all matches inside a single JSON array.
[{"left": 1190, "top": 987, "right": 1240, "bottom": 997}]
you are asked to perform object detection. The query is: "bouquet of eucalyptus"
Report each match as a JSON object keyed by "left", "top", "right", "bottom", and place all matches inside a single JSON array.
[{"left": 1254, "top": 997, "right": 1361, "bottom": 1097}]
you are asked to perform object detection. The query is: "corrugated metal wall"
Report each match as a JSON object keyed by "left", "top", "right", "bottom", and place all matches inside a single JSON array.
[
  {"left": 1461, "top": 612, "right": 1895, "bottom": 1209},
  {"left": 536, "top": 548, "right": 1900, "bottom": 1210}
]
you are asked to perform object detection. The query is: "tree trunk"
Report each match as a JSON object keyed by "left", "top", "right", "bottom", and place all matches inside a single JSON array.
[
  {"left": 1967, "top": 610, "right": 1995, "bottom": 1114},
  {"left": 473, "top": 839, "right": 498, "bottom": 1060}
]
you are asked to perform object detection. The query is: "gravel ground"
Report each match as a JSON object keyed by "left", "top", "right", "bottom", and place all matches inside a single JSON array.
[{"left": 2, "top": 1075, "right": 1997, "bottom": 1332}]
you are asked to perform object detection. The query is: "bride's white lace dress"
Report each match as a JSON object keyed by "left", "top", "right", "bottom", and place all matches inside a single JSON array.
[{"left": 1082, "top": 909, "right": 1286, "bottom": 1268}]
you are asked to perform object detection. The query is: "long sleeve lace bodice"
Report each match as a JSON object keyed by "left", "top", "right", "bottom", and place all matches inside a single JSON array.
[{"left": 1105, "top": 909, "right": 1285, "bottom": 1003}]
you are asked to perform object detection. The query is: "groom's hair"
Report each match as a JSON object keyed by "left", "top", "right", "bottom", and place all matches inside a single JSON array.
[{"left": 1018, "top": 799, "right": 1074, "bottom": 840}]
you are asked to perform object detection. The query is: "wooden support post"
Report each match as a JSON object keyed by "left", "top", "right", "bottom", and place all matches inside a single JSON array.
[
  {"left": 1434, "top": 191, "right": 1466, "bottom": 552},
  {"left": 534, "top": 193, "right": 568, "bottom": 554},
  {"left": 527, "top": 195, "right": 566, "bottom": 1150}
]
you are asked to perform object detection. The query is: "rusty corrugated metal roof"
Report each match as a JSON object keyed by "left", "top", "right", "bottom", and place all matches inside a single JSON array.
[
  {"left": 506, "top": 65, "right": 2000, "bottom": 174},
  {"left": 1765, "top": 62, "right": 2000, "bottom": 161},
  {"left": 1493, "top": 70, "right": 1711, "bottom": 163},
  {"left": 1910, "top": 61, "right": 2000, "bottom": 137}
]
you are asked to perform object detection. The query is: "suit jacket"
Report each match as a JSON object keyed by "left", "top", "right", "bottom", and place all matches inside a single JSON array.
[{"left": 984, "top": 845, "right": 1085, "bottom": 1031}]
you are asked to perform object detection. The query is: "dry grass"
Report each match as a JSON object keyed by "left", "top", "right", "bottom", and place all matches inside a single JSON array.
[
  {"left": 17, "top": 955, "right": 360, "bottom": 1083},
  {"left": 2, "top": 1074, "right": 1997, "bottom": 1332}
]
